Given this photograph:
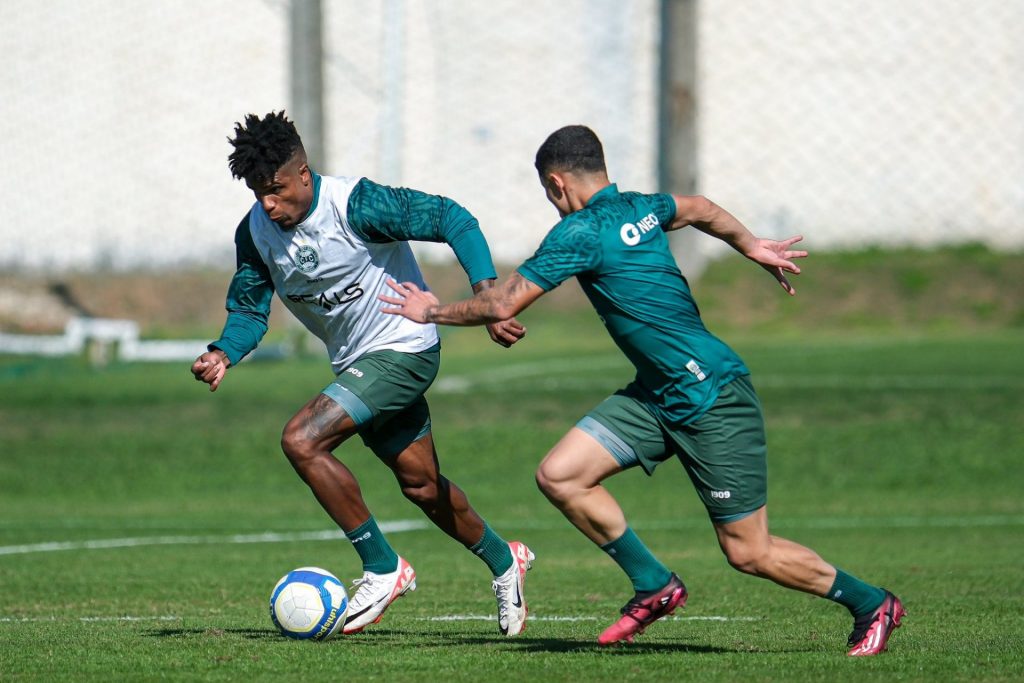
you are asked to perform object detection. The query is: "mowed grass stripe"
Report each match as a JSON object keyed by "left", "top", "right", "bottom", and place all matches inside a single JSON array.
[{"left": 3, "top": 515, "right": 1021, "bottom": 556}]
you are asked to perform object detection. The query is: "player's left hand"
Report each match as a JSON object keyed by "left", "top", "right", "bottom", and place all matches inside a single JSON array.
[
  {"left": 379, "top": 279, "right": 439, "bottom": 323},
  {"left": 746, "top": 235, "right": 807, "bottom": 295},
  {"left": 486, "top": 318, "right": 527, "bottom": 348}
]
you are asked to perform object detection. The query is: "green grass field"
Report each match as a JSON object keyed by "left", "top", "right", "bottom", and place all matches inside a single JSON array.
[{"left": 2, "top": 304, "right": 1023, "bottom": 680}]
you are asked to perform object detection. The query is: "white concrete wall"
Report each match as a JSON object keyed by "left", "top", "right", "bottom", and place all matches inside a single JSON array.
[
  {"left": 698, "top": 0, "right": 1024, "bottom": 255},
  {"left": 0, "top": 0, "right": 1020, "bottom": 272}
]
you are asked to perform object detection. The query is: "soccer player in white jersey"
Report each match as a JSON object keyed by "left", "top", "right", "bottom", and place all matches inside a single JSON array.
[{"left": 190, "top": 111, "right": 534, "bottom": 636}]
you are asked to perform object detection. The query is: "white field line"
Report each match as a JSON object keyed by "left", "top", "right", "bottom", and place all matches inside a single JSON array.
[
  {"left": 1, "top": 515, "right": 1021, "bottom": 558},
  {"left": 0, "top": 615, "right": 183, "bottom": 624},
  {"left": 0, "top": 520, "right": 428, "bottom": 557}
]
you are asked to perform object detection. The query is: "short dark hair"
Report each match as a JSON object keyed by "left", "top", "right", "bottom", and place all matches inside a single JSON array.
[
  {"left": 227, "top": 111, "right": 305, "bottom": 182},
  {"left": 534, "top": 125, "right": 607, "bottom": 177}
]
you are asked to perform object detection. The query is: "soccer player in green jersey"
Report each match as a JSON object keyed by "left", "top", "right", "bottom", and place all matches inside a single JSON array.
[
  {"left": 190, "top": 112, "right": 534, "bottom": 636},
  {"left": 379, "top": 125, "right": 904, "bottom": 655}
]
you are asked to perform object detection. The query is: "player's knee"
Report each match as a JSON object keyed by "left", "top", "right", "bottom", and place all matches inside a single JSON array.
[
  {"left": 280, "top": 425, "right": 316, "bottom": 467},
  {"left": 721, "top": 543, "right": 767, "bottom": 575},
  {"left": 400, "top": 479, "right": 439, "bottom": 507},
  {"left": 534, "top": 464, "right": 554, "bottom": 496},
  {"left": 535, "top": 464, "right": 569, "bottom": 502}
]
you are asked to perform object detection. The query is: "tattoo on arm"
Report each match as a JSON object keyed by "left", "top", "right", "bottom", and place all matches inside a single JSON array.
[
  {"left": 471, "top": 278, "right": 496, "bottom": 294},
  {"left": 426, "top": 272, "right": 535, "bottom": 325},
  {"left": 506, "top": 273, "right": 534, "bottom": 300}
]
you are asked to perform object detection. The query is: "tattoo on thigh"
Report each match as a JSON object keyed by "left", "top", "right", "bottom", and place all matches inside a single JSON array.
[{"left": 302, "top": 394, "right": 347, "bottom": 442}]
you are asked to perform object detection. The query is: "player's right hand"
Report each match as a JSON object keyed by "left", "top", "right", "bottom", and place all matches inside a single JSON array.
[
  {"left": 378, "top": 279, "right": 439, "bottom": 323},
  {"left": 747, "top": 235, "right": 807, "bottom": 296},
  {"left": 191, "top": 349, "right": 230, "bottom": 392},
  {"left": 486, "top": 318, "right": 527, "bottom": 348}
]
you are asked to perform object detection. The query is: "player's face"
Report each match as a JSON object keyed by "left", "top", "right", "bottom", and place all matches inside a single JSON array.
[{"left": 246, "top": 155, "right": 314, "bottom": 229}]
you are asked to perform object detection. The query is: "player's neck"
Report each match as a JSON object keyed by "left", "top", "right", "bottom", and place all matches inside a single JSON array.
[{"left": 567, "top": 177, "right": 611, "bottom": 213}]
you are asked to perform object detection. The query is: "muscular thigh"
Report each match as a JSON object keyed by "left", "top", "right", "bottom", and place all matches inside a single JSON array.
[
  {"left": 285, "top": 392, "right": 359, "bottom": 453},
  {"left": 321, "top": 345, "right": 440, "bottom": 459},
  {"left": 576, "top": 391, "right": 673, "bottom": 475},
  {"left": 540, "top": 427, "right": 625, "bottom": 488},
  {"left": 386, "top": 432, "right": 441, "bottom": 487}
]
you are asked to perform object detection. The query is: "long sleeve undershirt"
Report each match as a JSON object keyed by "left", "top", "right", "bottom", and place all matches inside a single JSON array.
[{"left": 209, "top": 176, "right": 496, "bottom": 365}]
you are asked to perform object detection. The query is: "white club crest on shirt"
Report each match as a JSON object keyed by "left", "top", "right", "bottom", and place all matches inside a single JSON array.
[{"left": 295, "top": 245, "right": 320, "bottom": 274}]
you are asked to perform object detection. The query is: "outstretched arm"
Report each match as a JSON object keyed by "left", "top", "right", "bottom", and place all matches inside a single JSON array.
[
  {"left": 347, "top": 178, "right": 526, "bottom": 345},
  {"left": 379, "top": 272, "right": 546, "bottom": 326},
  {"left": 668, "top": 195, "right": 808, "bottom": 295}
]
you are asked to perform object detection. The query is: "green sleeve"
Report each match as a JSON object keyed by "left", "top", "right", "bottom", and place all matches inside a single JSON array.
[
  {"left": 209, "top": 212, "right": 274, "bottom": 366},
  {"left": 517, "top": 215, "right": 602, "bottom": 292},
  {"left": 346, "top": 178, "right": 497, "bottom": 286},
  {"left": 652, "top": 192, "right": 678, "bottom": 229}
]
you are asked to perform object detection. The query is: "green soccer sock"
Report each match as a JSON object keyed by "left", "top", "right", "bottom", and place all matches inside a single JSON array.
[
  {"left": 345, "top": 516, "right": 399, "bottom": 574},
  {"left": 601, "top": 527, "right": 673, "bottom": 594},
  {"left": 827, "top": 568, "right": 887, "bottom": 617},
  {"left": 469, "top": 522, "right": 514, "bottom": 576}
]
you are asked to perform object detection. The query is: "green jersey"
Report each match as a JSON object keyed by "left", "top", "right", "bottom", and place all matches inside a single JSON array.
[{"left": 517, "top": 184, "right": 749, "bottom": 426}]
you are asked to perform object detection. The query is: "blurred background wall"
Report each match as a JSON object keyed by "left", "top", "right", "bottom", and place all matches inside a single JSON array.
[{"left": 1, "top": 0, "right": 1022, "bottom": 273}]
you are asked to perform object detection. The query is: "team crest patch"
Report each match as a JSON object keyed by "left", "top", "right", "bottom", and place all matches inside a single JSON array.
[{"left": 295, "top": 245, "right": 320, "bottom": 274}]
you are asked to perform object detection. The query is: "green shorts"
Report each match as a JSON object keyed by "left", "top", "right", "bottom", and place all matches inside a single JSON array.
[
  {"left": 577, "top": 375, "right": 767, "bottom": 523},
  {"left": 321, "top": 344, "right": 440, "bottom": 459}
]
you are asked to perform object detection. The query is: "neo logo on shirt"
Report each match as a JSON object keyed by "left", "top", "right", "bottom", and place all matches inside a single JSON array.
[
  {"left": 619, "top": 212, "right": 660, "bottom": 246},
  {"left": 295, "top": 245, "right": 320, "bottom": 274}
]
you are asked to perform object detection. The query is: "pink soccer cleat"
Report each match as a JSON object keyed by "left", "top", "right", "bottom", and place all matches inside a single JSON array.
[
  {"left": 598, "top": 573, "right": 687, "bottom": 646},
  {"left": 847, "top": 590, "right": 905, "bottom": 656}
]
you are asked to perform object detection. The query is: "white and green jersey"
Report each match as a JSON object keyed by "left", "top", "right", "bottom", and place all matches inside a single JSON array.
[{"left": 211, "top": 173, "right": 497, "bottom": 374}]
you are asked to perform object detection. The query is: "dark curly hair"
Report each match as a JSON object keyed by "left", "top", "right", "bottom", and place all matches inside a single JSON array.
[
  {"left": 227, "top": 111, "right": 305, "bottom": 182},
  {"left": 534, "top": 125, "right": 607, "bottom": 177}
]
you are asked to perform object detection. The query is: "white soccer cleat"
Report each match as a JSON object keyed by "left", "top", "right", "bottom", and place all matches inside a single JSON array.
[
  {"left": 492, "top": 541, "right": 535, "bottom": 636},
  {"left": 342, "top": 556, "right": 417, "bottom": 634}
]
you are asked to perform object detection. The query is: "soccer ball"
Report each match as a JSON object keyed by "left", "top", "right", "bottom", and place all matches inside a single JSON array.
[{"left": 269, "top": 566, "right": 349, "bottom": 641}]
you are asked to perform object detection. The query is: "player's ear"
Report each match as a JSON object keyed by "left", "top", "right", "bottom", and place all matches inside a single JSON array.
[
  {"left": 298, "top": 162, "right": 311, "bottom": 185},
  {"left": 546, "top": 173, "right": 565, "bottom": 200}
]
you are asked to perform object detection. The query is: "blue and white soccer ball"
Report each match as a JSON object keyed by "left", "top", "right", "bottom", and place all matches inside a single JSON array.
[{"left": 269, "top": 566, "right": 349, "bottom": 641}]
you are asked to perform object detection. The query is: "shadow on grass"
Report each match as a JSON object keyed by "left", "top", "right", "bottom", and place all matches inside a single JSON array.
[
  {"left": 333, "top": 628, "right": 738, "bottom": 654},
  {"left": 146, "top": 627, "right": 280, "bottom": 641},
  {"left": 146, "top": 627, "right": 770, "bottom": 655},
  {"left": 450, "top": 635, "right": 731, "bottom": 655}
]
